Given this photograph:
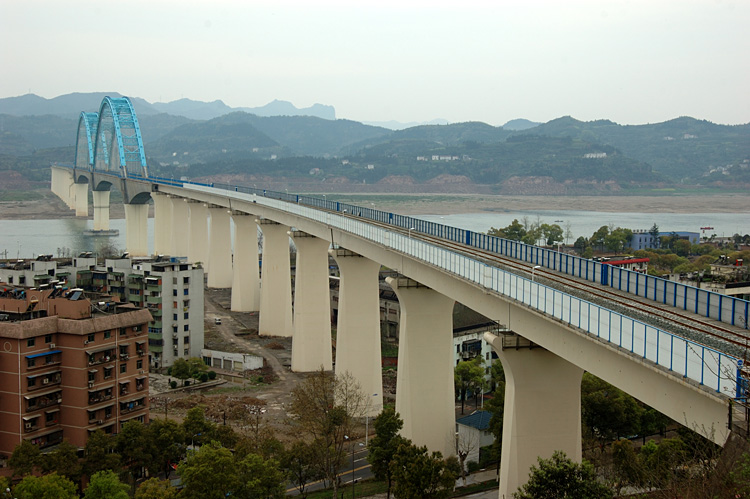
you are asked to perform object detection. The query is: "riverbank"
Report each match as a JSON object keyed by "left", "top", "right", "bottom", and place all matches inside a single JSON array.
[{"left": 0, "top": 190, "right": 748, "bottom": 220}]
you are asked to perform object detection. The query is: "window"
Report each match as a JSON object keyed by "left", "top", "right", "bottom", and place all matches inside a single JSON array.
[
  {"left": 87, "top": 333, "right": 95, "bottom": 343},
  {"left": 27, "top": 358, "right": 36, "bottom": 368},
  {"left": 136, "top": 360, "right": 143, "bottom": 369},
  {"left": 184, "top": 336, "right": 190, "bottom": 344},
  {"left": 486, "top": 352, "right": 490, "bottom": 360},
  {"left": 172, "top": 289, "right": 178, "bottom": 296},
  {"left": 183, "top": 276, "right": 190, "bottom": 284},
  {"left": 173, "top": 301, "right": 178, "bottom": 308},
  {"left": 45, "top": 335, "right": 52, "bottom": 343},
  {"left": 120, "top": 364, "right": 127, "bottom": 374},
  {"left": 184, "top": 325, "right": 189, "bottom": 331},
  {"left": 27, "top": 377, "right": 36, "bottom": 388},
  {"left": 184, "top": 348, "right": 189, "bottom": 356},
  {"left": 45, "top": 412, "right": 58, "bottom": 425},
  {"left": 183, "top": 299, "right": 190, "bottom": 308},
  {"left": 27, "top": 338, "right": 36, "bottom": 347},
  {"left": 105, "top": 407, "right": 112, "bottom": 418},
  {"left": 104, "top": 330, "right": 111, "bottom": 339},
  {"left": 173, "top": 338, "right": 178, "bottom": 346},
  {"left": 7, "top": 276, "right": 12, "bottom": 283},
  {"left": 104, "top": 367, "right": 113, "bottom": 379},
  {"left": 173, "top": 314, "right": 178, "bottom": 321},
  {"left": 133, "top": 325, "right": 142, "bottom": 332},
  {"left": 172, "top": 277, "right": 178, "bottom": 285},
  {"left": 184, "top": 312, "right": 189, "bottom": 320},
  {"left": 120, "top": 328, "right": 127, "bottom": 336},
  {"left": 183, "top": 288, "right": 189, "bottom": 295},
  {"left": 456, "top": 345, "right": 460, "bottom": 353},
  {"left": 88, "top": 371, "right": 95, "bottom": 382}
]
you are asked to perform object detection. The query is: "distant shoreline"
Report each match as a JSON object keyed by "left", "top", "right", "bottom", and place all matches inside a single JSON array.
[{"left": 0, "top": 191, "right": 748, "bottom": 220}]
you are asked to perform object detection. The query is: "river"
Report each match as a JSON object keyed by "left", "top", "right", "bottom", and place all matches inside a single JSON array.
[{"left": 0, "top": 210, "right": 748, "bottom": 259}]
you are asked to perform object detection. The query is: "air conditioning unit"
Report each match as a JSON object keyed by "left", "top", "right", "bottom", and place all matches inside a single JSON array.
[
  {"left": 84, "top": 340, "right": 89, "bottom": 345},
  {"left": 49, "top": 343, "right": 55, "bottom": 348},
  {"left": 43, "top": 378, "right": 49, "bottom": 384},
  {"left": 138, "top": 370, "right": 145, "bottom": 374},
  {"left": 88, "top": 381, "right": 94, "bottom": 388},
  {"left": 25, "top": 422, "right": 32, "bottom": 430},
  {"left": 97, "top": 419, "right": 104, "bottom": 425}
]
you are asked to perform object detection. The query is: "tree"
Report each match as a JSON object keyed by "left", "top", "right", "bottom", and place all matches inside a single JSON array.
[
  {"left": 116, "top": 420, "right": 158, "bottom": 485},
  {"left": 280, "top": 441, "right": 321, "bottom": 498},
  {"left": 649, "top": 223, "right": 660, "bottom": 249},
  {"left": 12, "top": 473, "right": 78, "bottom": 499},
  {"left": 541, "top": 223, "right": 564, "bottom": 246},
  {"left": 9, "top": 439, "right": 41, "bottom": 477},
  {"left": 289, "top": 369, "right": 367, "bottom": 499},
  {"left": 83, "top": 470, "right": 130, "bottom": 499},
  {"left": 39, "top": 439, "right": 82, "bottom": 485},
  {"left": 610, "top": 439, "right": 644, "bottom": 493},
  {"left": 232, "top": 452, "right": 285, "bottom": 499},
  {"left": 83, "top": 429, "right": 121, "bottom": 477},
  {"left": 135, "top": 478, "right": 179, "bottom": 499},
  {"left": 182, "top": 406, "right": 216, "bottom": 449},
  {"left": 178, "top": 442, "right": 239, "bottom": 499},
  {"left": 170, "top": 358, "right": 192, "bottom": 386},
  {"left": 590, "top": 225, "right": 609, "bottom": 250},
  {"left": 390, "top": 443, "right": 457, "bottom": 498},
  {"left": 514, "top": 450, "right": 613, "bottom": 499},
  {"left": 573, "top": 236, "right": 589, "bottom": 254},
  {"left": 148, "top": 418, "right": 185, "bottom": 479},
  {"left": 186, "top": 357, "right": 208, "bottom": 380},
  {"left": 369, "top": 408, "right": 410, "bottom": 499},
  {"left": 454, "top": 357, "right": 484, "bottom": 415},
  {"left": 581, "top": 373, "right": 643, "bottom": 441},
  {"left": 488, "top": 219, "right": 526, "bottom": 241}
]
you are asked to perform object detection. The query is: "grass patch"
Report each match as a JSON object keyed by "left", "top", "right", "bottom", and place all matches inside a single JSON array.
[
  {"left": 454, "top": 479, "right": 499, "bottom": 496},
  {"left": 0, "top": 190, "right": 45, "bottom": 201},
  {"left": 207, "top": 385, "right": 247, "bottom": 395},
  {"left": 381, "top": 342, "right": 399, "bottom": 357},
  {"left": 304, "top": 479, "right": 388, "bottom": 499}
]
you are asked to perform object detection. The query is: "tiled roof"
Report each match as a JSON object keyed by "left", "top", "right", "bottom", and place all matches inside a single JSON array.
[{"left": 456, "top": 410, "right": 492, "bottom": 431}]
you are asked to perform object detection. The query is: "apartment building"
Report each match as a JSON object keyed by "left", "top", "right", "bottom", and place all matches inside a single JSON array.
[{"left": 0, "top": 285, "right": 151, "bottom": 457}]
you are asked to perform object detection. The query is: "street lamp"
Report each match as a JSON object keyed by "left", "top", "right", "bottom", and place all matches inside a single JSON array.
[
  {"left": 344, "top": 435, "right": 355, "bottom": 499},
  {"left": 191, "top": 432, "right": 201, "bottom": 451},
  {"left": 408, "top": 227, "right": 415, "bottom": 239},
  {"left": 531, "top": 265, "right": 541, "bottom": 282},
  {"left": 365, "top": 393, "right": 379, "bottom": 447}
]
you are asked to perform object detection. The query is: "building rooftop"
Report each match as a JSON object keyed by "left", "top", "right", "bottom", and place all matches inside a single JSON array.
[{"left": 456, "top": 410, "right": 492, "bottom": 431}]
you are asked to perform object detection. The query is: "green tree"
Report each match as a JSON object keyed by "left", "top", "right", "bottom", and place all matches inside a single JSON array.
[
  {"left": 148, "top": 418, "right": 186, "bottom": 479},
  {"left": 673, "top": 238, "right": 692, "bottom": 256},
  {"left": 454, "top": 357, "right": 484, "bottom": 415},
  {"left": 541, "top": 223, "right": 564, "bottom": 246},
  {"left": 581, "top": 373, "right": 643, "bottom": 441},
  {"left": 280, "top": 440, "right": 321, "bottom": 498},
  {"left": 83, "top": 470, "right": 129, "bottom": 499},
  {"left": 488, "top": 219, "right": 526, "bottom": 241},
  {"left": 39, "top": 439, "right": 82, "bottom": 484},
  {"left": 182, "top": 406, "right": 216, "bottom": 448},
  {"left": 186, "top": 357, "right": 209, "bottom": 379},
  {"left": 289, "top": 368, "right": 367, "bottom": 499},
  {"left": 590, "top": 225, "right": 609, "bottom": 250},
  {"left": 233, "top": 452, "right": 285, "bottom": 499},
  {"left": 611, "top": 439, "right": 644, "bottom": 492},
  {"left": 514, "top": 450, "right": 613, "bottom": 499},
  {"left": 135, "top": 478, "right": 179, "bottom": 499},
  {"left": 369, "top": 408, "right": 410, "bottom": 499},
  {"left": 573, "top": 236, "right": 589, "bottom": 254},
  {"left": 179, "top": 442, "right": 238, "bottom": 499},
  {"left": 649, "top": 223, "right": 660, "bottom": 249},
  {"left": 390, "top": 443, "right": 457, "bottom": 499},
  {"left": 83, "top": 429, "right": 121, "bottom": 477},
  {"left": 170, "top": 358, "right": 192, "bottom": 385},
  {"left": 12, "top": 473, "right": 78, "bottom": 499},
  {"left": 116, "top": 420, "right": 158, "bottom": 485},
  {"left": 9, "top": 439, "right": 41, "bottom": 477}
]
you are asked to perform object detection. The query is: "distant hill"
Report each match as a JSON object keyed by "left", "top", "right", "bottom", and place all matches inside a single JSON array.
[
  {"left": 518, "top": 116, "right": 750, "bottom": 181},
  {"left": 0, "top": 93, "right": 336, "bottom": 121},
  {"left": 361, "top": 118, "right": 449, "bottom": 130},
  {"left": 502, "top": 118, "right": 540, "bottom": 131}
]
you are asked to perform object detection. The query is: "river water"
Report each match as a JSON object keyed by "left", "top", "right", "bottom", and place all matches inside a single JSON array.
[{"left": 1, "top": 210, "right": 748, "bottom": 259}]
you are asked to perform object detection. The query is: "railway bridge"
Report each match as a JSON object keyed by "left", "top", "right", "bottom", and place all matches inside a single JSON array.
[{"left": 49, "top": 97, "right": 750, "bottom": 497}]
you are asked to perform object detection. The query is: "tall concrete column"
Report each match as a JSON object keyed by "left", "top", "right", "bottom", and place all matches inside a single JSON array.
[
  {"left": 230, "top": 213, "right": 260, "bottom": 312},
  {"left": 187, "top": 201, "right": 209, "bottom": 269},
  {"left": 484, "top": 332, "right": 583, "bottom": 498},
  {"left": 332, "top": 249, "right": 383, "bottom": 416},
  {"left": 291, "top": 232, "right": 332, "bottom": 372},
  {"left": 258, "top": 220, "right": 293, "bottom": 337},
  {"left": 387, "top": 277, "right": 455, "bottom": 456},
  {"left": 170, "top": 196, "right": 189, "bottom": 257},
  {"left": 207, "top": 206, "right": 233, "bottom": 288},
  {"left": 74, "top": 183, "right": 88, "bottom": 217},
  {"left": 124, "top": 203, "right": 149, "bottom": 256},
  {"left": 92, "top": 190, "right": 110, "bottom": 231},
  {"left": 152, "top": 192, "right": 172, "bottom": 256}
]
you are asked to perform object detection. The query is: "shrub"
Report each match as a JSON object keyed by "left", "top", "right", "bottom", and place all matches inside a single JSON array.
[
  {"left": 467, "top": 461, "right": 480, "bottom": 473},
  {"left": 208, "top": 371, "right": 217, "bottom": 380},
  {"left": 170, "top": 381, "right": 177, "bottom": 389},
  {"left": 199, "top": 373, "right": 209, "bottom": 382},
  {"left": 185, "top": 380, "right": 191, "bottom": 387}
]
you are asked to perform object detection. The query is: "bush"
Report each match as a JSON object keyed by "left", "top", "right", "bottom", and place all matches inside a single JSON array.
[
  {"left": 185, "top": 380, "right": 191, "bottom": 387},
  {"left": 467, "top": 461, "right": 480, "bottom": 473},
  {"left": 199, "top": 373, "right": 209, "bottom": 382},
  {"left": 167, "top": 367, "right": 172, "bottom": 376},
  {"left": 208, "top": 371, "right": 217, "bottom": 380},
  {"left": 170, "top": 381, "right": 177, "bottom": 389}
]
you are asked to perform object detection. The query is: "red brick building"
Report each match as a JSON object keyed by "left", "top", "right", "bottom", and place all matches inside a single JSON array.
[{"left": 0, "top": 285, "right": 151, "bottom": 460}]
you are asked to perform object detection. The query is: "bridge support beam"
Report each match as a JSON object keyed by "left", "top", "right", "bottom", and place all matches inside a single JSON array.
[
  {"left": 207, "top": 206, "right": 233, "bottom": 288},
  {"left": 51, "top": 167, "right": 75, "bottom": 210},
  {"left": 290, "top": 232, "right": 332, "bottom": 372},
  {"left": 187, "top": 201, "right": 209, "bottom": 270},
  {"left": 124, "top": 203, "right": 149, "bottom": 256},
  {"left": 74, "top": 183, "right": 88, "bottom": 217},
  {"left": 170, "top": 196, "right": 189, "bottom": 257},
  {"left": 258, "top": 220, "right": 293, "bottom": 337},
  {"left": 153, "top": 192, "right": 172, "bottom": 256},
  {"left": 387, "top": 277, "right": 455, "bottom": 456},
  {"left": 332, "top": 249, "right": 383, "bottom": 416},
  {"left": 484, "top": 333, "right": 583, "bottom": 498},
  {"left": 92, "top": 190, "right": 110, "bottom": 231},
  {"left": 230, "top": 213, "right": 260, "bottom": 312}
]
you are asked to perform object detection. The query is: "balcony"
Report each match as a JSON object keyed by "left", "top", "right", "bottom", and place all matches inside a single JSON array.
[
  {"left": 25, "top": 391, "right": 62, "bottom": 412},
  {"left": 28, "top": 373, "right": 62, "bottom": 391},
  {"left": 87, "top": 350, "right": 115, "bottom": 366}
]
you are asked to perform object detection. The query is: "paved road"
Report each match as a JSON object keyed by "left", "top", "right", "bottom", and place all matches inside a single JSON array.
[{"left": 287, "top": 444, "right": 373, "bottom": 496}]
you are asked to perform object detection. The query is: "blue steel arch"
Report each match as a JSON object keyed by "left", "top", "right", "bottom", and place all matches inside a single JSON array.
[
  {"left": 74, "top": 112, "right": 99, "bottom": 169},
  {"left": 92, "top": 96, "right": 148, "bottom": 178}
]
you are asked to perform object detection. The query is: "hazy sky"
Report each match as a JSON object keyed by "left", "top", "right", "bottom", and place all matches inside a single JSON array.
[{"left": 1, "top": 0, "right": 748, "bottom": 125}]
